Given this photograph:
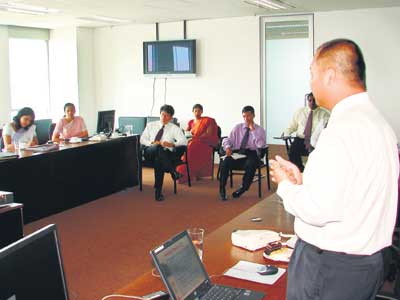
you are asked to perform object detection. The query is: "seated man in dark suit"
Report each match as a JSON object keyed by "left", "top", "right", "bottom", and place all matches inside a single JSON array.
[
  {"left": 140, "top": 105, "right": 187, "bottom": 201},
  {"left": 219, "top": 106, "right": 266, "bottom": 201}
]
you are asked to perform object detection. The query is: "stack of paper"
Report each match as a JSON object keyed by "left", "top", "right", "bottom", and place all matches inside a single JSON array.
[{"left": 221, "top": 153, "right": 247, "bottom": 160}]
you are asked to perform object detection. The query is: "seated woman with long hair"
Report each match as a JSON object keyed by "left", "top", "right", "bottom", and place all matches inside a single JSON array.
[
  {"left": 52, "top": 103, "right": 88, "bottom": 142},
  {"left": 177, "top": 104, "right": 218, "bottom": 183},
  {"left": 2, "top": 107, "right": 38, "bottom": 152}
]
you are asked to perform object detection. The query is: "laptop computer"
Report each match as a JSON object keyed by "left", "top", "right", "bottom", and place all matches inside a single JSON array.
[{"left": 150, "top": 231, "right": 265, "bottom": 300}]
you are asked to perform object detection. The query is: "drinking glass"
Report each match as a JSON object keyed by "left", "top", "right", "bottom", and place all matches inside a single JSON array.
[
  {"left": 188, "top": 228, "right": 205, "bottom": 261},
  {"left": 124, "top": 125, "right": 133, "bottom": 136}
]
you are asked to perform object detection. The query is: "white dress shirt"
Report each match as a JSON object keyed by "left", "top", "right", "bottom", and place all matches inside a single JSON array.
[
  {"left": 277, "top": 92, "right": 399, "bottom": 255},
  {"left": 2, "top": 123, "right": 37, "bottom": 144},
  {"left": 284, "top": 106, "right": 330, "bottom": 139},
  {"left": 140, "top": 121, "right": 187, "bottom": 149}
]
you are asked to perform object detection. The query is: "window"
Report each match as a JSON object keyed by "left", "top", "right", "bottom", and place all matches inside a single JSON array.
[{"left": 8, "top": 38, "right": 51, "bottom": 120}]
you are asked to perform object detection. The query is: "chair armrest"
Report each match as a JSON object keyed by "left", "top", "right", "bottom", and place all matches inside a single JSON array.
[
  {"left": 257, "top": 146, "right": 268, "bottom": 160},
  {"left": 174, "top": 145, "right": 187, "bottom": 157}
]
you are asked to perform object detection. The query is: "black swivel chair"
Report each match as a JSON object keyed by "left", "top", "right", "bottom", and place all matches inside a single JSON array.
[
  {"left": 376, "top": 193, "right": 400, "bottom": 300},
  {"left": 34, "top": 119, "right": 52, "bottom": 144},
  {"left": 138, "top": 145, "right": 191, "bottom": 194},
  {"left": 376, "top": 235, "right": 400, "bottom": 300},
  {"left": 0, "top": 128, "right": 3, "bottom": 150},
  {"left": 218, "top": 146, "right": 271, "bottom": 198},
  {"left": 211, "top": 126, "right": 222, "bottom": 180},
  {"left": 48, "top": 123, "right": 56, "bottom": 140}
]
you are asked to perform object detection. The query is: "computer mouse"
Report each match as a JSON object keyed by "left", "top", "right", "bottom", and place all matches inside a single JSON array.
[{"left": 256, "top": 265, "right": 279, "bottom": 275}]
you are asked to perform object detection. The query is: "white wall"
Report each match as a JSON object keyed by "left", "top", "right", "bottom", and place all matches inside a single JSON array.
[
  {"left": 92, "top": 8, "right": 400, "bottom": 141},
  {"left": 314, "top": 7, "right": 400, "bottom": 140},
  {"left": 49, "top": 27, "right": 79, "bottom": 121},
  {"left": 77, "top": 27, "right": 97, "bottom": 134},
  {"left": 0, "top": 26, "right": 11, "bottom": 126},
  {"left": 93, "top": 16, "right": 260, "bottom": 135}
]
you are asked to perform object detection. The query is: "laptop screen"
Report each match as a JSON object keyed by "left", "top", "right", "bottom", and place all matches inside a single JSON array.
[
  {"left": 0, "top": 224, "right": 69, "bottom": 300},
  {"left": 151, "top": 231, "right": 210, "bottom": 300}
]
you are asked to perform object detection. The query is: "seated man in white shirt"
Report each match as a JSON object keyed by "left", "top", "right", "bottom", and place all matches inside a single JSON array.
[
  {"left": 140, "top": 105, "right": 187, "bottom": 201},
  {"left": 283, "top": 92, "right": 330, "bottom": 172}
]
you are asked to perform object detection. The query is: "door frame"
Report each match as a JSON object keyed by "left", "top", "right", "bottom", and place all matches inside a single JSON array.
[{"left": 259, "top": 14, "right": 314, "bottom": 143}]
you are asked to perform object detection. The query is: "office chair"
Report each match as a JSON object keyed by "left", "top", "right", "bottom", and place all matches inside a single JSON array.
[
  {"left": 118, "top": 116, "right": 146, "bottom": 135},
  {"left": 0, "top": 128, "right": 3, "bottom": 150},
  {"left": 376, "top": 178, "right": 400, "bottom": 300},
  {"left": 138, "top": 145, "right": 191, "bottom": 194},
  {"left": 218, "top": 146, "right": 271, "bottom": 198},
  {"left": 211, "top": 126, "right": 222, "bottom": 180},
  {"left": 282, "top": 136, "right": 293, "bottom": 156},
  {"left": 375, "top": 227, "right": 400, "bottom": 300},
  {"left": 48, "top": 123, "right": 56, "bottom": 141},
  {"left": 34, "top": 119, "right": 52, "bottom": 145}
]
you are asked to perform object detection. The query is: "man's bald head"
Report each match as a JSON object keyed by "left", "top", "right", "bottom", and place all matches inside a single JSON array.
[{"left": 315, "top": 39, "right": 366, "bottom": 90}]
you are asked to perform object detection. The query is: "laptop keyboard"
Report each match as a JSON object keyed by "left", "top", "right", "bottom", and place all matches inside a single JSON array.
[{"left": 202, "top": 285, "right": 243, "bottom": 300}]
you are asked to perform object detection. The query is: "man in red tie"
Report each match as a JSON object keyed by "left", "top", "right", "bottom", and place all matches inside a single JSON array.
[
  {"left": 282, "top": 92, "right": 330, "bottom": 172},
  {"left": 140, "top": 105, "right": 187, "bottom": 201}
]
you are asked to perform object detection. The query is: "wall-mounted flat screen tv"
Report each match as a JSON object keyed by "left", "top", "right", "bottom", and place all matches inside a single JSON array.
[{"left": 143, "top": 39, "right": 196, "bottom": 75}]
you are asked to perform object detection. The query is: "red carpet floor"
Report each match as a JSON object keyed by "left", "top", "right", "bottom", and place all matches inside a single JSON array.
[{"left": 25, "top": 164, "right": 278, "bottom": 300}]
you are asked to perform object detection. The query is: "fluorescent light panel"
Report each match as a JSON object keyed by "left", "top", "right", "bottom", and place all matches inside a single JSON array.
[
  {"left": 245, "top": 0, "right": 293, "bottom": 10},
  {"left": 0, "top": 2, "right": 60, "bottom": 14},
  {"left": 78, "top": 15, "right": 131, "bottom": 24}
]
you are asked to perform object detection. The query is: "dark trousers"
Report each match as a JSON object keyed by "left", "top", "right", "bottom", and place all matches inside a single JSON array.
[
  {"left": 288, "top": 137, "right": 310, "bottom": 172},
  {"left": 287, "top": 238, "right": 384, "bottom": 300},
  {"left": 143, "top": 145, "right": 179, "bottom": 193},
  {"left": 219, "top": 149, "right": 259, "bottom": 191}
]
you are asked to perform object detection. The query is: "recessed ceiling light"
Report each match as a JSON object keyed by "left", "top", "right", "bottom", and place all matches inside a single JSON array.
[
  {"left": 0, "top": 2, "right": 60, "bottom": 15},
  {"left": 78, "top": 15, "right": 132, "bottom": 24},
  {"left": 244, "top": 0, "right": 294, "bottom": 10}
]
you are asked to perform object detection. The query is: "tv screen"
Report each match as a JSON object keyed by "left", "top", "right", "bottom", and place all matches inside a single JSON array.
[{"left": 143, "top": 40, "right": 196, "bottom": 75}]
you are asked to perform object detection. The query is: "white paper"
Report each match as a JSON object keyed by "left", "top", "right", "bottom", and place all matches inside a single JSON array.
[
  {"left": 221, "top": 153, "right": 247, "bottom": 160},
  {"left": 224, "top": 261, "right": 285, "bottom": 285}
]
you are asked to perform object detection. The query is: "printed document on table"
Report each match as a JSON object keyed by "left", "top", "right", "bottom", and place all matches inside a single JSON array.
[
  {"left": 224, "top": 260, "right": 285, "bottom": 285},
  {"left": 221, "top": 153, "right": 247, "bottom": 160}
]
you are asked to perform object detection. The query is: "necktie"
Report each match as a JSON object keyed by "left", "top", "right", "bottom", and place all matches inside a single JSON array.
[
  {"left": 154, "top": 125, "right": 165, "bottom": 142},
  {"left": 239, "top": 127, "right": 250, "bottom": 154},
  {"left": 303, "top": 110, "right": 313, "bottom": 152}
]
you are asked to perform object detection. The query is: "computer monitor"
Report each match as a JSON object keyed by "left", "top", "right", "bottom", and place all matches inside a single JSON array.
[
  {"left": 0, "top": 224, "right": 69, "bottom": 300},
  {"left": 118, "top": 116, "right": 146, "bottom": 135},
  {"left": 97, "top": 110, "right": 115, "bottom": 134},
  {"left": 34, "top": 119, "right": 52, "bottom": 145}
]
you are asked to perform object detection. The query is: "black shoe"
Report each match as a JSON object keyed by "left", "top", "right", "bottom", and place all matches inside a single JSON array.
[
  {"left": 232, "top": 186, "right": 246, "bottom": 198},
  {"left": 171, "top": 171, "right": 183, "bottom": 181},
  {"left": 155, "top": 190, "right": 165, "bottom": 201},
  {"left": 219, "top": 187, "right": 227, "bottom": 201}
]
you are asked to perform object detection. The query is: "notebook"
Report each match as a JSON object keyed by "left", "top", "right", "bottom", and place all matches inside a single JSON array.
[
  {"left": 150, "top": 231, "right": 265, "bottom": 300},
  {"left": 0, "top": 152, "right": 18, "bottom": 161}
]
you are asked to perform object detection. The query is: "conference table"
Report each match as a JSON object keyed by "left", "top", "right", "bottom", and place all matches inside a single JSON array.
[
  {"left": 115, "top": 194, "right": 294, "bottom": 300},
  {"left": 0, "top": 135, "right": 140, "bottom": 223}
]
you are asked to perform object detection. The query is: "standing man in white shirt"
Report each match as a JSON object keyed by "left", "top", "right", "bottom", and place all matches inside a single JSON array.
[
  {"left": 270, "top": 39, "right": 399, "bottom": 299},
  {"left": 140, "top": 105, "right": 187, "bottom": 201}
]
